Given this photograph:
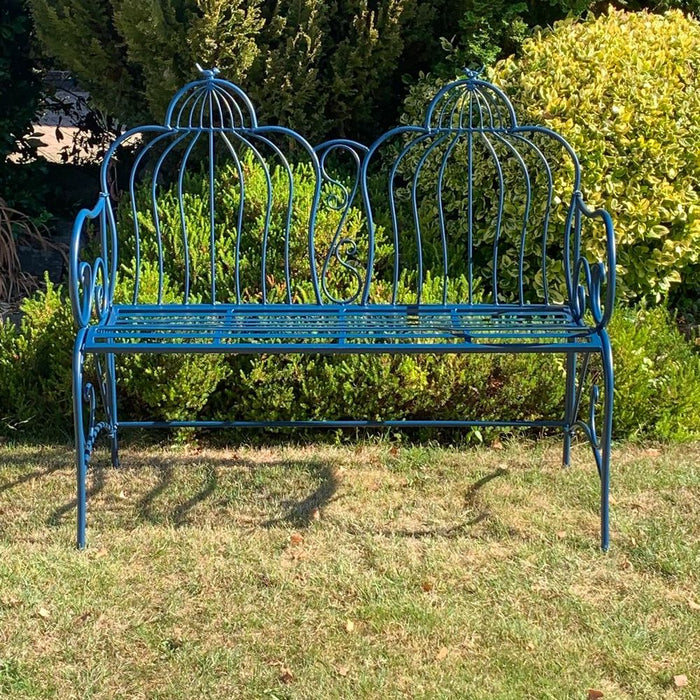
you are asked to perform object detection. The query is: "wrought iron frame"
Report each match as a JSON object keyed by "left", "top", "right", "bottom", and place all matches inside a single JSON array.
[{"left": 70, "top": 67, "right": 616, "bottom": 550}]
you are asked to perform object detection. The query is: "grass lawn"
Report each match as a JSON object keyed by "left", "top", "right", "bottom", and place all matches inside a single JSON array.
[{"left": 0, "top": 439, "right": 698, "bottom": 699}]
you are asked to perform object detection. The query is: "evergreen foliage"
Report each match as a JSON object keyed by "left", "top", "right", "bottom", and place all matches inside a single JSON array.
[
  {"left": 404, "top": 8, "right": 700, "bottom": 304},
  {"left": 0, "top": 0, "right": 45, "bottom": 212}
]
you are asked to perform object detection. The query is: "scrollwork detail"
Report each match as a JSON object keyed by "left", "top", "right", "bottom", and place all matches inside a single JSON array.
[
  {"left": 78, "top": 356, "right": 113, "bottom": 461},
  {"left": 70, "top": 196, "right": 113, "bottom": 328},
  {"left": 315, "top": 140, "right": 368, "bottom": 304},
  {"left": 76, "top": 257, "right": 110, "bottom": 326},
  {"left": 321, "top": 237, "right": 363, "bottom": 304},
  {"left": 573, "top": 255, "right": 607, "bottom": 326}
]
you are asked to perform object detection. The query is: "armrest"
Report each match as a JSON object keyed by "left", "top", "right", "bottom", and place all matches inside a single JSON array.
[
  {"left": 69, "top": 195, "right": 111, "bottom": 328},
  {"left": 572, "top": 191, "right": 616, "bottom": 332}
]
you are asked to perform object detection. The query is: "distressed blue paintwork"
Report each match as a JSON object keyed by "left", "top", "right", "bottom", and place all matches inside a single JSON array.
[{"left": 71, "top": 66, "right": 616, "bottom": 550}]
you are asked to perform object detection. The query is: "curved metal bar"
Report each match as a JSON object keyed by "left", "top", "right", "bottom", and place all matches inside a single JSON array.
[
  {"left": 513, "top": 126, "right": 581, "bottom": 191},
  {"left": 241, "top": 130, "right": 296, "bottom": 303},
  {"left": 207, "top": 92, "right": 217, "bottom": 301},
  {"left": 467, "top": 97, "right": 474, "bottom": 302},
  {"left": 573, "top": 193, "right": 616, "bottom": 331},
  {"left": 220, "top": 130, "right": 274, "bottom": 303},
  {"left": 69, "top": 194, "right": 108, "bottom": 327},
  {"left": 510, "top": 133, "right": 555, "bottom": 305},
  {"left": 316, "top": 140, "right": 371, "bottom": 303},
  {"left": 437, "top": 85, "right": 469, "bottom": 130},
  {"left": 217, "top": 132, "right": 246, "bottom": 304},
  {"left": 176, "top": 132, "right": 201, "bottom": 303},
  {"left": 436, "top": 133, "right": 463, "bottom": 304},
  {"left": 73, "top": 329, "right": 120, "bottom": 548},
  {"left": 151, "top": 132, "right": 191, "bottom": 303},
  {"left": 127, "top": 131, "right": 178, "bottom": 302},
  {"left": 254, "top": 125, "right": 324, "bottom": 303},
  {"left": 412, "top": 133, "right": 452, "bottom": 303},
  {"left": 475, "top": 131, "right": 505, "bottom": 303},
  {"left": 472, "top": 90, "right": 494, "bottom": 130},
  {"left": 492, "top": 132, "right": 532, "bottom": 305},
  {"left": 316, "top": 142, "right": 366, "bottom": 304},
  {"left": 424, "top": 77, "right": 518, "bottom": 131},
  {"left": 164, "top": 69, "right": 258, "bottom": 129},
  {"left": 362, "top": 126, "right": 429, "bottom": 304},
  {"left": 175, "top": 85, "right": 206, "bottom": 129},
  {"left": 210, "top": 88, "right": 225, "bottom": 130},
  {"left": 100, "top": 125, "right": 170, "bottom": 193}
]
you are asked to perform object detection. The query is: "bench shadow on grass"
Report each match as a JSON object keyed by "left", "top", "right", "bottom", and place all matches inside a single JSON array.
[
  {"left": 373, "top": 467, "right": 509, "bottom": 539},
  {"left": 0, "top": 453, "right": 65, "bottom": 495},
  {"left": 133, "top": 453, "right": 340, "bottom": 530},
  {"left": 42, "top": 449, "right": 508, "bottom": 538},
  {"left": 48, "top": 461, "right": 108, "bottom": 528}
]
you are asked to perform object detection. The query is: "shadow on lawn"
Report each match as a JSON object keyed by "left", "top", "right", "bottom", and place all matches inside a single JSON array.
[
  {"left": 2, "top": 445, "right": 507, "bottom": 538},
  {"left": 132, "top": 452, "right": 339, "bottom": 530},
  {"left": 371, "top": 467, "right": 509, "bottom": 539},
  {"left": 48, "top": 464, "right": 108, "bottom": 528},
  {"left": 0, "top": 446, "right": 70, "bottom": 509}
]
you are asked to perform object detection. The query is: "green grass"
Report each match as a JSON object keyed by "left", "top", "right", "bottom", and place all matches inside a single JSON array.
[{"left": 0, "top": 440, "right": 698, "bottom": 699}]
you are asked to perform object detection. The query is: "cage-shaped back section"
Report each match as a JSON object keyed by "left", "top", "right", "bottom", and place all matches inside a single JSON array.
[
  {"left": 100, "top": 68, "right": 374, "bottom": 306},
  {"left": 100, "top": 68, "right": 583, "bottom": 307},
  {"left": 362, "top": 70, "right": 583, "bottom": 305}
]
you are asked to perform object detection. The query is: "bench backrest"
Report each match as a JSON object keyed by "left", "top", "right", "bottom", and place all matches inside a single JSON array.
[{"left": 100, "top": 67, "right": 584, "bottom": 307}]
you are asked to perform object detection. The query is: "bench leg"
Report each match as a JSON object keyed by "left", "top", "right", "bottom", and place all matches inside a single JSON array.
[
  {"left": 563, "top": 351, "right": 577, "bottom": 467},
  {"left": 73, "top": 333, "right": 88, "bottom": 550},
  {"left": 600, "top": 332, "right": 614, "bottom": 552},
  {"left": 106, "top": 353, "right": 120, "bottom": 468}
]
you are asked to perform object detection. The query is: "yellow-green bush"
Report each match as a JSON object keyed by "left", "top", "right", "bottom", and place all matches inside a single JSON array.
[
  {"left": 493, "top": 8, "right": 700, "bottom": 303},
  {"left": 403, "top": 8, "right": 700, "bottom": 304}
]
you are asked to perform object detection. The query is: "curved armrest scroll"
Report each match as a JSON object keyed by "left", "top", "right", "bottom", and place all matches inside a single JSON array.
[
  {"left": 573, "top": 192, "right": 616, "bottom": 332},
  {"left": 70, "top": 195, "right": 110, "bottom": 328}
]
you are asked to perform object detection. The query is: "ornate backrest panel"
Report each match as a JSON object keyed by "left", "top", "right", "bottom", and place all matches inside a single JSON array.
[
  {"left": 361, "top": 70, "right": 583, "bottom": 306},
  {"left": 99, "top": 67, "right": 582, "bottom": 307},
  {"left": 101, "top": 67, "right": 372, "bottom": 306}
]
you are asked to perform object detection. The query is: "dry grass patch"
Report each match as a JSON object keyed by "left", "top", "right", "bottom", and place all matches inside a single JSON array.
[{"left": 0, "top": 440, "right": 698, "bottom": 698}]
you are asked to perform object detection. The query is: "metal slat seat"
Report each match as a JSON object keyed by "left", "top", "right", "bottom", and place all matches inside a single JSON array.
[{"left": 84, "top": 304, "right": 598, "bottom": 353}]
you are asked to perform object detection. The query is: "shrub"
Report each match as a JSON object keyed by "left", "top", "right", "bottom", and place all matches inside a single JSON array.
[
  {"left": 492, "top": 8, "right": 700, "bottom": 303},
  {"left": 402, "top": 8, "right": 700, "bottom": 305},
  {"left": 28, "top": 0, "right": 441, "bottom": 143},
  {"left": 0, "top": 279, "right": 75, "bottom": 435},
  {"left": 610, "top": 305, "right": 700, "bottom": 442}
]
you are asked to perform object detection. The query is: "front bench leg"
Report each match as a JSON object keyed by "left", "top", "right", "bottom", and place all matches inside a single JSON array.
[
  {"left": 73, "top": 336, "right": 119, "bottom": 548},
  {"left": 73, "top": 332, "right": 88, "bottom": 550},
  {"left": 561, "top": 337, "right": 613, "bottom": 550},
  {"left": 598, "top": 330, "right": 614, "bottom": 552}
]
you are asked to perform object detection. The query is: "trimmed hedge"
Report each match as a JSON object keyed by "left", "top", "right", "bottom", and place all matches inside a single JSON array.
[{"left": 2, "top": 277, "right": 699, "bottom": 443}]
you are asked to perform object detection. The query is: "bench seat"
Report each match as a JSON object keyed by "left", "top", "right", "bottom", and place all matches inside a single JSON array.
[{"left": 83, "top": 304, "right": 599, "bottom": 353}]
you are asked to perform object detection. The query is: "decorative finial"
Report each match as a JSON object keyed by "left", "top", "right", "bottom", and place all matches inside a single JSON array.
[
  {"left": 195, "top": 64, "right": 220, "bottom": 80},
  {"left": 463, "top": 66, "right": 485, "bottom": 81}
]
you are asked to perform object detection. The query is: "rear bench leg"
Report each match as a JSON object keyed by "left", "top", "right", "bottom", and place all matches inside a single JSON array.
[
  {"left": 563, "top": 350, "right": 577, "bottom": 467},
  {"left": 106, "top": 353, "right": 120, "bottom": 468}
]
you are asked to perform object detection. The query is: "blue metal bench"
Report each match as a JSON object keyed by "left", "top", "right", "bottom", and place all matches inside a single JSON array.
[{"left": 70, "top": 67, "right": 615, "bottom": 550}]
